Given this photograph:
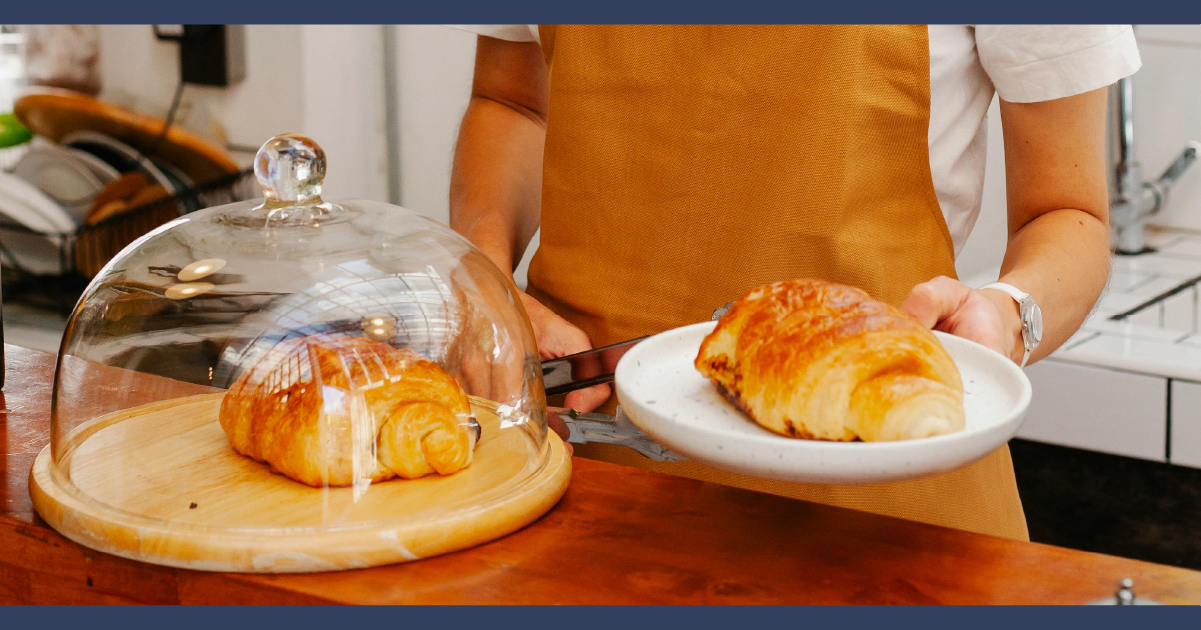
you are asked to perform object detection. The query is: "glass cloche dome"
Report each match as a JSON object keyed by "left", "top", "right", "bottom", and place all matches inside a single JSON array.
[{"left": 30, "top": 134, "right": 571, "bottom": 573}]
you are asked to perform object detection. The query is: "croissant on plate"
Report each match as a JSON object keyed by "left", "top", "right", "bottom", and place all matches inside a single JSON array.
[
  {"left": 695, "top": 279, "right": 965, "bottom": 442},
  {"left": 219, "top": 333, "right": 478, "bottom": 487}
]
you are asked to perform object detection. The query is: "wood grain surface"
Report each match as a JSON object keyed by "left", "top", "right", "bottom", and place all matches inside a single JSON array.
[
  {"left": 29, "top": 392, "right": 570, "bottom": 572},
  {"left": 3, "top": 344, "right": 1201, "bottom": 604}
]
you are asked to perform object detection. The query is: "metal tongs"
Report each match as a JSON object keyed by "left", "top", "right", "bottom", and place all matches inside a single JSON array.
[
  {"left": 549, "top": 406, "right": 681, "bottom": 462},
  {"left": 541, "top": 303, "right": 733, "bottom": 462},
  {"left": 543, "top": 335, "right": 681, "bottom": 462}
]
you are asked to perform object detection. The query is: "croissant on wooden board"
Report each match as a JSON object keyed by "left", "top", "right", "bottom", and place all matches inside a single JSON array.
[
  {"left": 695, "top": 279, "right": 965, "bottom": 442},
  {"left": 219, "top": 333, "right": 478, "bottom": 488}
]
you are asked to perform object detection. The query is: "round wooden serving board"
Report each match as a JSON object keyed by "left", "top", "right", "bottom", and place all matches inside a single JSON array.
[{"left": 30, "top": 393, "right": 571, "bottom": 573}]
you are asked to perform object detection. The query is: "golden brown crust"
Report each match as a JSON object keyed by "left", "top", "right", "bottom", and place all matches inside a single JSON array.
[
  {"left": 696, "top": 279, "right": 965, "bottom": 442},
  {"left": 219, "top": 333, "right": 476, "bottom": 487}
]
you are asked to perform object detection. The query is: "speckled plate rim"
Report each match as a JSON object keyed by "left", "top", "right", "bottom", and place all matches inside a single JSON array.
[{"left": 615, "top": 321, "right": 1032, "bottom": 485}]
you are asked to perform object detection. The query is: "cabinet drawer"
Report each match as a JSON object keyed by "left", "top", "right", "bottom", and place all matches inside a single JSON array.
[
  {"left": 1020, "top": 360, "right": 1167, "bottom": 461},
  {"left": 1170, "top": 380, "right": 1201, "bottom": 468}
]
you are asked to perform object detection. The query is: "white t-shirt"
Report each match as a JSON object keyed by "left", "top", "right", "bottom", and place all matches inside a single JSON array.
[{"left": 453, "top": 25, "right": 1141, "bottom": 255}]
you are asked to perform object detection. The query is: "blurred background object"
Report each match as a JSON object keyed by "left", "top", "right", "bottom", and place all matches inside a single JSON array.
[
  {"left": 0, "top": 26, "right": 26, "bottom": 110},
  {"left": 21, "top": 25, "right": 101, "bottom": 95},
  {"left": 0, "top": 26, "right": 30, "bottom": 171},
  {"left": 14, "top": 89, "right": 240, "bottom": 183},
  {"left": 0, "top": 29, "right": 253, "bottom": 345}
]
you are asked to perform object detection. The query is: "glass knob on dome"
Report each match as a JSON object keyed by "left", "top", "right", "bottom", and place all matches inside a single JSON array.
[{"left": 255, "top": 133, "right": 326, "bottom": 206}]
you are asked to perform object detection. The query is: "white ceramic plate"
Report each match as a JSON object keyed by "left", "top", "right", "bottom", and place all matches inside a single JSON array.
[
  {"left": 0, "top": 170, "right": 75, "bottom": 233},
  {"left": 65, "top": 146, "right": 120, "bottom": 182},
  {"left": 62, "top": 131, "right": 177, "bottom": 193},
  {"left": 615, "top": 321, "right": 1032, "bottom": 485},
  {"left": 13, "top": 144, "right": 103, "bottom": 221},
  {"left": 0, "top": 171, "right": 72, "bottom": 275}
]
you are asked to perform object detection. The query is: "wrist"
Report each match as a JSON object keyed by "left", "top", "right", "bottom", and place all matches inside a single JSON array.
[
  {"left": 451, "top": 220, "right": 518, "bottom": 279},
  {"left": 468, "top": 240, "right": 518, "bottom": 286},
  {"left": 981, "top": 287, "right": 1025, "bottom": 364}
]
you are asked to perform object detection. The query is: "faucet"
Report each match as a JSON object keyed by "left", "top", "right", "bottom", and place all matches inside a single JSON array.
[{"left": 1110, "top": 75, "right": 1200, "bottom": 255}]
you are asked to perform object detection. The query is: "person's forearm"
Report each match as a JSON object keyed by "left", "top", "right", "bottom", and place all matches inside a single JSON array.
[
  {"left": 986, "top": 209, "right": 1110, "bottom": 364},
  {"left": 449, "top": 96, "right": 546, "bottom": 278},
  {"left": 986, "top": 89, "right": 1112, "bottom": 365}
]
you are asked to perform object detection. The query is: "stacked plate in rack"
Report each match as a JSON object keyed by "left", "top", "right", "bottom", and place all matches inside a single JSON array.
[
  {"left": 0, "top": 89, "right": 240, "bottom": 281},
  {"left": 0, "top": 134, "right": 181, "bottom": 277},
  {"left": 0, "top": 137, "right": 205, "bottom": 279},
  {"left": 0, "top": 169, "right": 76, "bottom": 275}
]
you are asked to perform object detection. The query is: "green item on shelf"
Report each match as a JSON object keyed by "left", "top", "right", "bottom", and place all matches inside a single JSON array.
[{"left": 0, "top": 113, "right": 33, "bottom": 148}]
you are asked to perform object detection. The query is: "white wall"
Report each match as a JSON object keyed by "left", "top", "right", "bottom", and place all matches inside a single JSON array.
[
  {"left": 955, "top": 25, "right": 1201, "bottom": 281},
  {"left": 392, "top": 25, "right": 476, "bottom": 223},
  {"left": 1132, "top": 26, "right": 1201, "bottom": 232},
  {"left": 391, "top": 26, "right": 543, "bottom": 286},
  {"left": 298, "top": 25, "right": 388, "bottom": 202},
  {"left": 96, "top": 25, "right": 386, "bottom": 201},
  {"left": 953, "top": 100, "right": 1008, "bottom": 281},
  {"left": 98, "top": 25, "right": 304, "bottom": 160}
]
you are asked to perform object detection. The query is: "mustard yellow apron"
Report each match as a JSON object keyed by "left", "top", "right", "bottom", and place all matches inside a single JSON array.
[{"left": 529, "top": 25, "right": 1028, "bottom": 541}]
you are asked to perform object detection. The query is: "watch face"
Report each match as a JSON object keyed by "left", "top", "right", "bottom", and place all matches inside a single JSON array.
[{"left": 1027, "top": 302, "right": 1043, "bottom": 344}]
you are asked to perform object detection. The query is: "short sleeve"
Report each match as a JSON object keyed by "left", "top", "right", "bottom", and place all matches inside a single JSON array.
[
  {"left": 446, "top": 25, "right": 540, "bottom": 44},
  {"left": 975, "top": 25, "right": 1141, "bottom": 103}
]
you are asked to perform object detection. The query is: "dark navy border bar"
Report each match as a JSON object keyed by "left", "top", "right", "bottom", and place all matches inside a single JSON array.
[
  {"left": 3, "top": 0, "right": 1201, "bottom": 24},
  {"left": 2, "top": 605, "right": 1199, "bottom": 627}
]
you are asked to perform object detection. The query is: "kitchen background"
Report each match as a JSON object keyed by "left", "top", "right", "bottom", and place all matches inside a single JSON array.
[
  {"left": 2, "top": 24, "right": 1201, "bottom": 567},
  {"left": 8, "top": 25, "right": 1200, "bottom": 288}
]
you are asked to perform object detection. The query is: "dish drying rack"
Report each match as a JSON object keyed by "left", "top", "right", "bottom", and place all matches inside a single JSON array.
[{"left": 0, "top": 168, "right": 257, "bottom": 315}]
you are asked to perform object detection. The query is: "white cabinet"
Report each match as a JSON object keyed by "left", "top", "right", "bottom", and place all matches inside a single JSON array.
[
  {"left": 1170, "top": 380, "right": 1201, "bottom": 468},
  {"left": 1020, "top": 360, "right": 1168, "bottom": 461}
]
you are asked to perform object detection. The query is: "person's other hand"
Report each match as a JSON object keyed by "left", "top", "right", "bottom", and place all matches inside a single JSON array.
[
  {"left": 517, "top": 291, "right": 610, "bottom": 444},
  {"left": 900, "top": 276, "right": 1022, "bottom": 364}
]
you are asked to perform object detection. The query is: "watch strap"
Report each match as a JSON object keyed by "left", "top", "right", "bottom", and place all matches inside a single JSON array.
[
  {"left": 980, "top": 282, "right": 1034, "bottom": 367},
  {"left": 980, "top": 282, "right": 1029, "bottom": 302}
]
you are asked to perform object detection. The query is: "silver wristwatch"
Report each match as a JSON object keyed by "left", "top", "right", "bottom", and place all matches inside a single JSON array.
[{"left": 981, "top": 282, "right": 1043, "bottom": 367}]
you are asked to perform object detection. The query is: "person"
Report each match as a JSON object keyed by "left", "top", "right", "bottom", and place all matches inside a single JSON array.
[{"left": 448, "top": 25, "right": 1141, "bottom": 540}]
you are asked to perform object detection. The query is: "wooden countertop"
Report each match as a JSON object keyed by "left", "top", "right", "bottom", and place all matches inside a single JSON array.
[{"left": 3, "top": 344, "right": 1200, "bottom": 604}]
